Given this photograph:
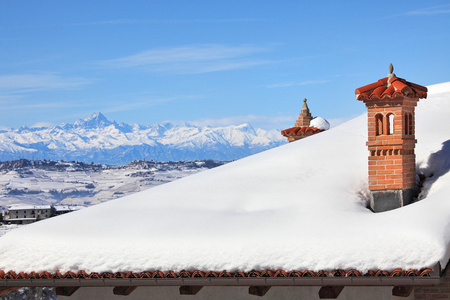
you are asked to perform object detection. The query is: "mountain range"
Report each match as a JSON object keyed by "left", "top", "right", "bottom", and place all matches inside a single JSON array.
[{"left": 0, "top": 113, "right": 286, "bottom": 164}]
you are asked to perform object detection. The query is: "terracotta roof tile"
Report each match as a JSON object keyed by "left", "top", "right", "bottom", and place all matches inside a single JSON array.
[
  {"left": 332, "top": 269, "right": 346, "bottom": 277},
  {"left": 390, "top": 269, "right": 405, "bottom": 277},
  {"left": 375, "top": 270, "right": 390, "bottom": 277},
  {"left": 287, "top": 270, "right": 302, "bottom": 277},
  {"left": 192, "top": 270, "right": 205, "bottom": 278},
  {"left": 165, "top": 271, "right": 177, "bottom": 278},
  {"left": 205, "top": 270, "right": 218, "bottom": 278},
  {"left": 90, "top": 272, "right": 102, "bottom": 279},
  {"left": 346, "top": 269, "right": 362, "bottom": 277},
  {"left": 281, "top": 126, "right": 324, "bottom": 137},
  {"left": 233, "top": 270, "right": 246, "bottom": 277},
  {"left": 0, "top": 268, "right": 435, "bottom": 280},
  {"left": 139, "top": 271, "right": 152, "bottom": 278},
  {"left": 356, "top": 76, "right": 427, "bottom": 101},
  {"left": 248, "top": 270, "right": 260, "bottom": 277},
  {"left": 316, "top": 270, "right": 329, "bottom": 277},
  {"left": 152, "top": 270, "right": 165, "bottom": 278},
  {"left": 178, "top": 270, "right": 191, "bottom": 278},
  {"left": 406, "top": 269, "right": 419, "bottom": 276},
  {"left": 218, "top": 270, "right": 232, "bottom": 277},
  {"left": 274, "top": 269, "right": 288, "bottom": 277}
]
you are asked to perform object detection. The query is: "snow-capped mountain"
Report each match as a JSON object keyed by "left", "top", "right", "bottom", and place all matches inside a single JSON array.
[{"left": 0, "top": 113, "right": 286, "bottom": 164}]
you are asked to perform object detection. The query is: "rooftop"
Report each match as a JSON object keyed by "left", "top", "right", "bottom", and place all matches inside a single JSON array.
[
  {"left": 6, "top": 205, "right": 51, "bottom": 211},
  {"left": 0, "top": 82, "right": 449, "bottom": 277}
]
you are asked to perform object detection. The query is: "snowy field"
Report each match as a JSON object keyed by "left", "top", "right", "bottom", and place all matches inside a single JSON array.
[
  {"left": 0, "top": 224, "right": 20, "bottom": 237},
  {"left": 0, "top": 82, "right": 449, "bottom": 273},
  {"left": 0, "top": 160, "right": 226, "bottom": 208}
]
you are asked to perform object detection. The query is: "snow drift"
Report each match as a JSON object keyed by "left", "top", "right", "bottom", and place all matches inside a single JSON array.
[{"left": 0, "top": 82, "right": 449, "bottom": 274}]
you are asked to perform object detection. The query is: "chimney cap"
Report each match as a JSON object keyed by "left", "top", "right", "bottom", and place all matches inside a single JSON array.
[
  {"left": 387, "top": 63, "right": 396, "bottom": 80},
  {"left": 301, "top": 98, "right": 310, "bottom": 113}
]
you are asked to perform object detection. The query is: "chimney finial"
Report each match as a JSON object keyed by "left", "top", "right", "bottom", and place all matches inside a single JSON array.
[
  {"left": 387, "top": 63, "right": 396, "bottom": 85},
  {"left": 301, "top": 98, "right": 310, "bottom": 113}
]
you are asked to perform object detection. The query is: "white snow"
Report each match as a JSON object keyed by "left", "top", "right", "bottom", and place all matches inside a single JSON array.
[
  {"left": 52, "top": 205, "right": 85, "bottom": 212},
  {"left": 0, "top": 82, "right": 449, "bottom": 274},
  {"left": 0, "top": 161, "right": 226, "bottom": 207},
  {"left": 310, "top": 117, "right": 330, "bottom": 130},
  {"left": 7, "top": 205, "right": 51, "bottom": 210}
]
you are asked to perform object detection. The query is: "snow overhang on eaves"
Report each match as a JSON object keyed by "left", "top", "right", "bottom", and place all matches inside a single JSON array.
[{"left": 0, "top": 263, "right": 445, "bottom": 288}]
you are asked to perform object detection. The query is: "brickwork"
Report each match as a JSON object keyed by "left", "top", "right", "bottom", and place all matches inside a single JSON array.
[
  {"left": 294, "top": 98, "right": 313, "bottom": 127},
  {"left": 415, "top": 268, "right": 450, "bottom": 299},
  {"left": 355, "top": 67, "right": 427, "bottom": 212},
  {"left": 365, "top": 98, "right": 419, "bottom": 191},
  {"left": 294, "top": 110, "right": 312, "bottom": 127}
]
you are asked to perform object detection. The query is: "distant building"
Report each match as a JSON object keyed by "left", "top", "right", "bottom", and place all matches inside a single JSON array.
[
  {"left": 52, "top": 205, "right": 84, "bottom": 216},
  {"left": 2, "top": 205, "right": 85, "bottom": 224},
  {"left": 4, "top": 205, "right": 51, "bottom": 224}
]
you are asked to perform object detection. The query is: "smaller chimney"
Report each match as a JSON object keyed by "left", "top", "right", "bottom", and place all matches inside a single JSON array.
[
  {"left": 281, "top": 98, "right": 325, "bottom": 142},
  {"left": 295, "top": 98, "right": 313, "bottom": 127}
]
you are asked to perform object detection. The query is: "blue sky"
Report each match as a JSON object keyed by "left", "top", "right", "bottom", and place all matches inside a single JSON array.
[{"left": 0, "top": 1, "right": 449, "bottom": 130}]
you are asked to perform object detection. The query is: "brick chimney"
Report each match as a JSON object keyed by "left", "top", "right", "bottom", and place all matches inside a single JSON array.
[
  {"left": 356, "top": 64, "right": 428, "bottom": 212},
  {"left": 281, "top": 98, "right": 324, "bottom": 142},
  {"left": 295, "top": 98, "right": 313, "bottom": 127}
]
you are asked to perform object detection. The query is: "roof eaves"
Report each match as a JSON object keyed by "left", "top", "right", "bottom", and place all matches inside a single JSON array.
[
  {"left": 0, "top": 265, "right": 442, "bottom": 286},
  {"left": 0, "top": 275, "right": 442, "bottom": 288}
]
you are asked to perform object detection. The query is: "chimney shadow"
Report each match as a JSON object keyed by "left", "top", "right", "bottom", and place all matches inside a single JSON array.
[{"left": 417, "top": 139, "right": 450, "bottom": 200}]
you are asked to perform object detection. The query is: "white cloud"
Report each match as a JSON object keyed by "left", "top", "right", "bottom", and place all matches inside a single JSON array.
[
  {"left": 30, "top": 122, "right": 55, "bottom": 128},
  {"left": 181, "top": 114, "right": 358, "bottom": 131},
  {"left": 404, "top": 5, "right": 450, "bottom": 16},
  {"left": 100, "top": 44, "right": 275, "bottom": 74},
  {"left": 266, "top": 80, "right": 329, "bottom": 88},
  {"left": 181, "top": 114, "right": 295, "bottom": 129},
  {"left": 2, "top": 102, "right": 84, "bottom": 110},
  {"left": 0, "top": 94, "right": 23, "bottom": 102},
  {"left": 0, "top": 73, "right": 94, "bottom": 93}
]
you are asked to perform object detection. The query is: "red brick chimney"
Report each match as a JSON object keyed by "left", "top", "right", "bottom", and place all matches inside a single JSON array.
[
  {"left": 295, "top": 98, "right": 313, "bottom": 127},
  {"left": 281, "top": 99, "right": 324, "bottom": 142},
  {"left": 356, "top": 64, "right": 427, "bottom": 212}
]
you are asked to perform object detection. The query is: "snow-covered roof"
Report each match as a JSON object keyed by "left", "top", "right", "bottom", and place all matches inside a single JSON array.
[
  {"left": 3, "top": 217, "right": 36, "bottom": 222},
  {"left": 7, "top": 205, "right": 51, "bottom": 211},
  {"left": 0, "top": 83, "right": 449, "bottom": 276}
]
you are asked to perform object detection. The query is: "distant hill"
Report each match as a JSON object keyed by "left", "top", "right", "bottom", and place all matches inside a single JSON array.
[
  {"left": 0, "top": 159, "right": 227, "bottom": 207},
  {"left": 0, "top": 113, "right": 286, "bottom": 164}
]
